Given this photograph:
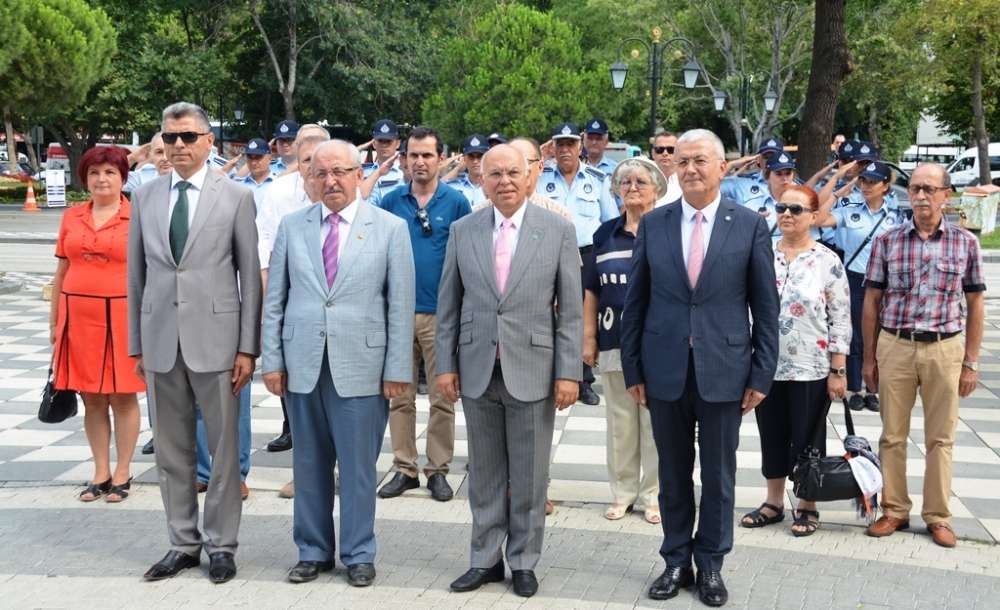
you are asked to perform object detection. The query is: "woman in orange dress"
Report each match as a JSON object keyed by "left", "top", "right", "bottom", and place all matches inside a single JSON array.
[{"left": 49, "top": 146, "right": 145, "bottom": 503}]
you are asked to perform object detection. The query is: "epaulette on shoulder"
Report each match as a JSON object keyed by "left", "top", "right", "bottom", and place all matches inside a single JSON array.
[{"left": 584, "top": 166, "right": 606, "bottom": 181}]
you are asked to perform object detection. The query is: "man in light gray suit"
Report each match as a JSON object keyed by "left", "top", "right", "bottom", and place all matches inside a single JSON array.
[
  {"left": 261, "top": 140, "right": 414, "bottom": 587},
  {"left": 127, "top": 102, "right": 261, "bottom": 584},
  {"left": 436, "top": 144, "right": 582, "bottom": 598}
]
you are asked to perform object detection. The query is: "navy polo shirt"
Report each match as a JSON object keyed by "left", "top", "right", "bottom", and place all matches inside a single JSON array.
[
  {"left": 584, "top": 216, "right": 635, "bottom": 352},
  {"left": 378, "top": 181, "right": 472, "bottom": 313}
]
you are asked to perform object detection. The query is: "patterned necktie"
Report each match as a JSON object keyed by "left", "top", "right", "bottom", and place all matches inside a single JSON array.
[
  {"left": 495, "top": 218, "right": 515, "bottom": 293},
  {"left": 169, "top": 181, "right": 191, "bottom": 264},
  {"left": 687, "top": 211, "right": 705, "bottom": 288},
  {"left": 322, "top": 212, "right": 341, "bottom": 288}
]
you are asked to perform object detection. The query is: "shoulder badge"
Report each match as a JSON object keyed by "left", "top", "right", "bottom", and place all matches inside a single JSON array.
[
  {"left": 851, "top": 213, "right": 861, "bottom": 222},
  {"left": 583, "top": 183, "right": 593, "bottom": 194},
  {"left": 546, "top": 182, "right": 556, "bottom": 193},
  {"left": 750, "top": 185, "right": 760, "bottom": 194},
  {"left": 584, "top": 166, "right": 606, "bottom": 181}
]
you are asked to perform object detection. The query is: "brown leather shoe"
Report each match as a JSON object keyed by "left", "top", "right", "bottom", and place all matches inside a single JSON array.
[
  {"left": 194, "top": 481, "right": 208, "bottom": 493},
  {"left": 866, "top": 515, "right": 910, "bottom": 537},
  {"left": 927, "top": 522, "right": 956, "bottom": 548},
  {"left": 545, "top": 499, "right": 554, "bottom": 515},
  {"left": 240, "top": 481, "right": 249, "bottom": 501}
]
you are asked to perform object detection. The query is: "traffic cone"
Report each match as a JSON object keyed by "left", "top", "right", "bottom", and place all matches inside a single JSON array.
[{"left": 22, "top": 182, "right": 39, "bottom": 212}]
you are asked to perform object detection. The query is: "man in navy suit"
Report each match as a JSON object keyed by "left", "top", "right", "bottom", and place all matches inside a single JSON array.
[{"left": 620, "top": 129, "right": 779, "bottom": 607}]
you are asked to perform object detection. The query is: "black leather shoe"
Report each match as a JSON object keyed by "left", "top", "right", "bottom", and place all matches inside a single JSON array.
[
  {"left": 696, "top": 571, "right": 728, "bottom": 607},
  {"left": 847, "top": 394, "right": 865, "bottom": 411},
  {"left": 450, "top": 560, "right": 505, "bottom": 592},
  {"left": 287, "top": 560, "right": 334, "bottom": 583},
  {"left": 864, "top": 393, "right": 880, "bottom": 412},
  {"left": 141, "top": 439, "right": 155, "bottom": 455},
  {"left": 266, "top": 432, "right": 292, "bottom": 452},
  {"left": 377, "top": 472, "right": 419, "bottom": 498},
  {"left": 512, "top": 570, "right": 538, "bottom": 597},
  {"left": 579, "top": 382, "right": 600, "bottom": 405},
  {"left": 208, "top": 552, "right": 236, "bottom": 584},
  {"left": 143, "top": 550, "right": 199, "bottom": 581},
  {"left": 346, "top": 563, "right": 375, "bottom": 587},
  {"left": 648, "top": 565, "right": 694, "bottom": 600},
  {"left": 426, "top": 473, "right": 454, "bottom": 502}
]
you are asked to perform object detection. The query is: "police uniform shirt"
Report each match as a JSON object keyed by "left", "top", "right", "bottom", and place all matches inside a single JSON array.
[
  {"left": 593, "top": 156, "right": 618, "bottom": 175},
  {"left": 362, "top": 159, "right": 405, "bottom": 206},
  {"left": 237, "top": 172, "right": 275, "bottom": 211},
  {"left": 831, "top": 200, "right": 907, "bottom": 274},
  {"left": 269, "top": 157, "right": 289, "bottom": 175},
  {"left": 536, "top": 162, "right": 619, "bottom": 247},
  {"left": 443, "top": 173, "right": 487, "bottom": 206}
]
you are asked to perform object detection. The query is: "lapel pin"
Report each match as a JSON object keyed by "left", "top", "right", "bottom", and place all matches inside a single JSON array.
[
  {"left": 357, "top": 234, "right": 364, "bottom": 240},
  {"left": 724, "top": 215, "right": 732, "bottom": 222}
]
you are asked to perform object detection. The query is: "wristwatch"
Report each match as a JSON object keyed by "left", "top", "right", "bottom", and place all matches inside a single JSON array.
[
  {"left": 829, "top": 367, "right": 847, "bottom": 377},
  {"left": 963, "top": 361, "right": 979, "bottom": 372}
]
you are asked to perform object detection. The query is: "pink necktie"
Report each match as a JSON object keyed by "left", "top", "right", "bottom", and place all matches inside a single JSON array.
[
  {"left": 688, "top": 211, "right": 704, "bottom": 289},
  {"left": 495, "top": 218, "right": 514, "bottom": 293},
  {"left": 322, "top": 212, "right": 341, "bottom": 288}
]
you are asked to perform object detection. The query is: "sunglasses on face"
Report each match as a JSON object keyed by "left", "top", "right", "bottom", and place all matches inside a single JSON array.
[
  {"left": 652, "top": 146, "right": 675, "bottom": 154},
  {"left": 775, "top": 203, "right": 812, "bottom": 216},
  {"left": 162, "top": 131, "right": 210, "bottom": 145}
]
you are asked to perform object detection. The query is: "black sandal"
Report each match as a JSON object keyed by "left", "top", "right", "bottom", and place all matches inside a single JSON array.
[
  {"left": 792, "top": 509, "right": 820, "bottom": 537},
  {"left": 740, "top": 502, "right": 785, "bottom": 528},
  {"left": 105, "top": 477, "right": 133, "bottom": 503},
  {"left": 79, "top": 478, "right": 111, "bottom": 502}
]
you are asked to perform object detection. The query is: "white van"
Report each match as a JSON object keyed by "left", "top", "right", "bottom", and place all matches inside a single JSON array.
[
  {"left": 898, "top": 145, "right": 959, "bottom": 171},
  {"left": 946, "top": 143, "right": 1000, "bottom": 188}
]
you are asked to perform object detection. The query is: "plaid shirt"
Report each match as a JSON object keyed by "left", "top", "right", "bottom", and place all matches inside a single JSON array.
[{"left": 864, "top": 218, "right": 985, "bottom": 333}]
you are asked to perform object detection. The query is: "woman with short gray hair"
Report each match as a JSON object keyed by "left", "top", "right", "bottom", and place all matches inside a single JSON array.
[{"left": 584, "top": 157, "right": 667, "bottom": 523}]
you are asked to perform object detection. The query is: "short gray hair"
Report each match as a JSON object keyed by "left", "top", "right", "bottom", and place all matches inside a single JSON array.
[
  {"left": 309, "top": 139, "right": 361, "bottom": 172},
  {"left": 611, "top": 157, "right": 669, "bottom": 199},
  {"left": 296, "top": 124, "right": 331, "bottom": 142},
  {"left": 677, "top": 129, "right": 725, "bottom": 160},
  {"left": 161, "top": 102, "right": 210, "bottom": 132}
]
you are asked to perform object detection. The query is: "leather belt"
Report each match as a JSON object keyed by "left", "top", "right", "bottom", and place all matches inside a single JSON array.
[{"left": 883, "top": 328, "right": 959, "bottom": 342}]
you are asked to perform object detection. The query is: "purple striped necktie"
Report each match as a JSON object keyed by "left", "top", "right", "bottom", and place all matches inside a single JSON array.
[{"left": 323, "top": 212, "right": 341, "bottom": 288}]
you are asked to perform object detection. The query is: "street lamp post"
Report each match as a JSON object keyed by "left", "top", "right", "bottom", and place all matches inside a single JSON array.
[
  {"left": 713, "top": 74, "right": 780, "bottom": 155},
  {"left": 609, "top": 28, "right": 699, "bottom": 141}
]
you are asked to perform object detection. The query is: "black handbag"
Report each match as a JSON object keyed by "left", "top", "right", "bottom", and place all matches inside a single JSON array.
[
  {"left": 791, "top": 399, "right": 863, "bottom": 502},
  {"left": 38, "top": 301, "right": 78, "bottom": 424}
]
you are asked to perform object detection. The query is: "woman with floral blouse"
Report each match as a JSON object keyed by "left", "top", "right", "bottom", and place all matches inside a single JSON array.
[{"left": 740, "top": 184, "right": 850, "bottom": 537}]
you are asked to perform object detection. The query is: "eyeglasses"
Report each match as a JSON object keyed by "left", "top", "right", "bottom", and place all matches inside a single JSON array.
[
  {"left": 775, "top": 203, "right": 811, "bottom": 216},
  {"left": 161, "top": 131, "right": 210, "bottom": 145},
  {"left": 620, "top": 178, "right": 652, "bottom": 191},
  {"left": 311, "top": 166, "right": 359, "bottom": 180},
  {"left": 415, "top": 208, "right": 432, "bottom": 236},
  {"left": 652, "top": 146, "right": 675, "bottom": 155},
  {"left": 908, "top": 184, "right": 949, "bottom": 195}
]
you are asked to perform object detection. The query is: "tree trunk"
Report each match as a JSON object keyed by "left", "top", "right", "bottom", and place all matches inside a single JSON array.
[
  {"left": 2, "top": 106, "right": 19, "bottom": 174},
  {"left": 23, "top": 126, "right": 40, "bottom": 173},
  {"left": 795, "top": 0, "right": 852, "bottom": 177},
  {"left": 972, "top": 42, "right": 991, "bottom": 186},
  {"left": 867, "top": 105, "right": 880, "bottom": 151}
]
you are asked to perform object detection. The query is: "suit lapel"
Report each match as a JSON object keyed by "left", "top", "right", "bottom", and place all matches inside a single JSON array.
[
  {"left": 179, "top": 172, "right": 221, "bottom": 265},
  {"left": 500, "top": 203, "right": 542, "bottom": 304},
  {"left": 665, "top": 204, "right": 691, "bottom": 292},
  {"left": 473, "top": 208, "right": 500, "bottom": 300},
  {"left": 695, "top": 198, "right": 738, "bottom": 294},
  {"left": 150, "top": 176, "right": 173, "bottom": 267},
  {"left": 330, "top": 201, "right": 373, "bottom": 296},
  {"left": 304, "top": 204, "right": 328, "bottom": 291}
]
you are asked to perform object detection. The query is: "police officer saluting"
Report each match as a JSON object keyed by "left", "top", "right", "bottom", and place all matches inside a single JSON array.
[
  {"left": 236, "top": 137, "right": 276, "bottom": 209},
  {"left": 721, "top": 136, "right": 784, "bottom": 203},
  {"left": 537, "top": 121, "right": 619, "bottom": 405},
  {"left": 584, "top": 118, "right": 617, "bottom": 175},
  {"left": 443, "top": 134, "right": 488, "bottom": 205},
  {"left": 271, "top": 119, "right": 299, "bottom": 174},
  {"left": 361, "top": 118, "right": 406, "bottom": 205},
  {"left": 815, "top": 160, "right": 908, "bottom": 412}
]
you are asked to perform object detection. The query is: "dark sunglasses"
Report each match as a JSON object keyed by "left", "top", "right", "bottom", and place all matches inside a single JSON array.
[
  {"left": 162, "top": 131, "right": 210, "bottom": 145},
  {"left": 775, "top": 203, "right": 811, "bottom": 216},
  {"left": 652, "top": 146, "right": 675, "bottom": 154},
  {"left": 415, "top": 208, "right": 432, "bottom": 236}
]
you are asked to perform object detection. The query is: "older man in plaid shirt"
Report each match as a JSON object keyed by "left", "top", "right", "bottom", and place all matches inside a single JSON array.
[{"left": 861, "top": 163, "right": 985, "bottom": 548}]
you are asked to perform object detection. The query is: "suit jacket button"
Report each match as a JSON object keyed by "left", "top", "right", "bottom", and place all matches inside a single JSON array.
[
  {"left": 172, "top": 301, "right": 177, "bottom": 306},
  {"left": 491, "top": 340, "right": 497, "bottom": 345},
  {"left": 319, "top": 331, "right": 326, "bottom": 337},
  {"left": 326, "top": 300, "right": 333, "bottom": 307}
]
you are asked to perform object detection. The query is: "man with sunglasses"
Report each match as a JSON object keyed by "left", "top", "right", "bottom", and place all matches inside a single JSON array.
[
  {"left": 128, "top": 102, "right": 262, "bottom": 584},
  {"left": 376, "top": 126, "right": 472, "bottom": 503},
  {"left": 862, "top": 163, "right": 985, "bottom": 549},
  {"left": 651, "top": 131, "right": 682, "bottom": 206}
]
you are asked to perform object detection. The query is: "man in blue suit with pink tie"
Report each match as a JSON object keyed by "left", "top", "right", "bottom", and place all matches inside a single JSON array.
[{"left": 621, "top": 129, "right": 779, "bottom": 607}]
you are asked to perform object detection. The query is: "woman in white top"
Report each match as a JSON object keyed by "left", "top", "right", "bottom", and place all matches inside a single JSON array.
[{"left": 740, "top": 184, "right": 851, "bottom": 537}]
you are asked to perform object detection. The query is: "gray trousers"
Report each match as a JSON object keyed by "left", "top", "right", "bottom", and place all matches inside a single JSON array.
[
  {"left": 146, "top": 347, "right": 242, "bottom": 555},
  {"left": 463, "top": 363, "right": 555, "bottom": 571}
]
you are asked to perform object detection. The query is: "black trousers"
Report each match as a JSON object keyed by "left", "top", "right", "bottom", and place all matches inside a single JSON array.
[
  {"left": 846, "top": 271, "right": 869, "bottom": 393},
  {"left": 754, "top": 379, "right": 830, "bottom": 479},
  {"left": 648, "top": 357, "right": 741, "bottom": 573},
  {"left": 579, "top": 245, "right": 595, "bottom": 385}
]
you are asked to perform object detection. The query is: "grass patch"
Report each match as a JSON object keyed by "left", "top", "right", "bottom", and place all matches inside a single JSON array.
[{"left": 978, "top": 231, "right": 1000, "bottom": 249}]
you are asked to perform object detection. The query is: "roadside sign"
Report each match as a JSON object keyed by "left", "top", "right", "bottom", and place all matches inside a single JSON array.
[{"left": 44, "top": 169, "right": 66, "bottom": 207}]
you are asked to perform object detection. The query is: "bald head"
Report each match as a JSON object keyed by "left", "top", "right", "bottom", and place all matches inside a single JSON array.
[
  {"left": 912, "top": 162, "right": 950, "bottom": 188},
  {"left": 482, "top": 144, "right": 529, "bottom": 215}
]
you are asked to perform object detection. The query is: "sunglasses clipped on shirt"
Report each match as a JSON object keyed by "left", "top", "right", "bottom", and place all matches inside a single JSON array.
[
  {"left": 415, "top": 208, "right": 432, "bottom": 236},
  {"left": 775, "top": 203, "right": 814, "bottom": 216},
  {"left": 652, "top": 145, "right": 675, "bottom": 155},
  {"left": 162, "top": 131, "right": 211, "bottom": 145}
]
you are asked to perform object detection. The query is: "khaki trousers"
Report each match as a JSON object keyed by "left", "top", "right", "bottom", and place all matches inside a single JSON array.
[
  {"left": 876, "top": 330, "right": 963, "bottom": 525},
  {"left": 389, "top": 313, "right": 455, "bottom": 477},
  {"left": 603, "top": 370, "right": 659, "bottom": 508}
]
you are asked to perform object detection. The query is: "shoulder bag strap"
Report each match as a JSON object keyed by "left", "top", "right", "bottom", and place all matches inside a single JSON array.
[
  {"left": 842, "top": 397, "right": 856, "bottom": 437},
  {"left": 844, "top": 212, "right": 887, "bottom": 270}
]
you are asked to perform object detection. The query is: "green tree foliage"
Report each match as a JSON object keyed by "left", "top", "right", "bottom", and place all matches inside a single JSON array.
[{"left": 422, "top": 4, "right": 602, "bottom": 147}]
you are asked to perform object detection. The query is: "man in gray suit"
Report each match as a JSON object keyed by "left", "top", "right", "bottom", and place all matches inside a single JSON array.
[
  {"left": 436, "top": 144, "right": 582, "bottom": 598},
  {"left": 261, "top": 140, "right": 414, "bottom": 587},
  {"left": 127, "top": 102, "right": 261, "bottom": 584}
]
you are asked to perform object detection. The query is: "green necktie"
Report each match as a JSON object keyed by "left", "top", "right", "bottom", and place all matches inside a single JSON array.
[{"left": 169, "top": 181, "right": 191, "bottom": 264}]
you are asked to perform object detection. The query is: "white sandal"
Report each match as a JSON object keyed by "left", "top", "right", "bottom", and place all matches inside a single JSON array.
[{"left": 604, "top": 503, "right": 633, "bottom": 520}]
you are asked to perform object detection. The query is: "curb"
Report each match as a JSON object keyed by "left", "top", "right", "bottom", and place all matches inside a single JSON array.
[
  {"left": 0, "top": 279, "right": 24, "bottom": 295},
  {"left": 0, "top": 238, "right": 56, "bottom": 245}
]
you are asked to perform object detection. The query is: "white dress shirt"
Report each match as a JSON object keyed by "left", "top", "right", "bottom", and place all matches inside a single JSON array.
[
  {"left": 168, "top": 165, "right": 209, "bottom": 225},
  {"left": 492, "top": 201, "right": 528, "bottom": 255},
  {"left": 680, "top": 194, "right": 721, "bottom": 266},
  {"left": 256, "top": 172, "right": 311, "bottom": 269},
  {"left": 319, "top": 198, "right": 358, "bottom": 261}
]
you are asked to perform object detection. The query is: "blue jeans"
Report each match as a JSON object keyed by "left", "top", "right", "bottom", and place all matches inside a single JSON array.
[{"left": 196, "top": 383, "right": 252, "bottom": 483}]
